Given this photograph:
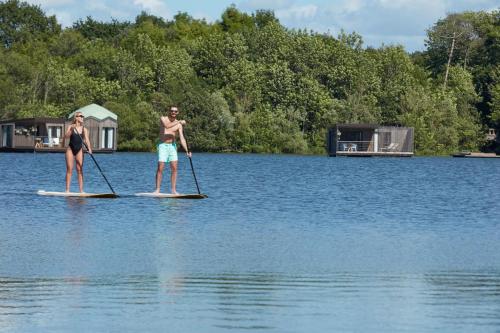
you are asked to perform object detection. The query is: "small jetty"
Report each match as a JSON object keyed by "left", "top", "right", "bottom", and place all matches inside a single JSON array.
[{"left": 452, "top": 152, "right": 500, "bottom": 158}]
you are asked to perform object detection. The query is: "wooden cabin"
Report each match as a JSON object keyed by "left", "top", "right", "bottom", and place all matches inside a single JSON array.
[
  {"left": 486, "top": 128, "right": 497, "bottom": 142},
  {"left": 0, "top": 104, "right": 118, "bottom": 153},
  {"left": 68, "top": 104, "right": 118, "bottom": 152},
  {"left": 327, "top": 124, "right": 414, "bottom": 157}
]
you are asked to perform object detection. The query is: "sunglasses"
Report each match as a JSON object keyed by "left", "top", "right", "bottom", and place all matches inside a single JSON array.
[{"left": 76, "top": 115, "right": 84, "bottom": 118}]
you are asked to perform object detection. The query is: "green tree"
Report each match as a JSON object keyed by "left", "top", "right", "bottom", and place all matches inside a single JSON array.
[
  {"left": 0, "top": 0, "right": 60, "bottom": 48},
  {"left": 253, "top": 10, "right": 279, "bottom": 29},
  {"left": 72, "top": 16, "right": 130, "bottom": 41},
  {"left": 165, "top": 12, "right": 217, "bottom": 43},
  {"left": 219, "top": 5, "right": 255, "bottom": 33},
  {"left": 191, "top": 32, "right": 248, "bottom": 87},
  {"left": 369, "top": 46, "right": 418, "bottom": 123},
  {"left": 49, "top": 30, "right": 86, "bottom": 58}
]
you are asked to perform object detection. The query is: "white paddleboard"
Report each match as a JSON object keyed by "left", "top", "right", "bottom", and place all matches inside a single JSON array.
[
  {"left": 135, "top": 192, "right": 207, "bottom": 199},
  {"left": 37, "top": 190, "right": 118, "bottom": 198}
]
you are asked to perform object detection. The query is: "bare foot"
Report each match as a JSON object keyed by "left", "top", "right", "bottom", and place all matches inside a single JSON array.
[{"left": 153, "top": 189, "right": 160, "bottom": 194}]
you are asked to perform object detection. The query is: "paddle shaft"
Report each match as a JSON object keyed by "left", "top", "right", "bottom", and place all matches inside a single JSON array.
[
  {"left": 188, "top": 156, "right": 201, "bottom": 195},
  {"left": 183, "top": 128, "right": 202, "bottom": 195},
  {"left": 74, "top": 128, "right": 116, "bottom": 194}
]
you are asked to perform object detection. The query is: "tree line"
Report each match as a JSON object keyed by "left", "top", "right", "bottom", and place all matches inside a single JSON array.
[{"left": 1, "top": 0, "right": 499, "bottom": 154}]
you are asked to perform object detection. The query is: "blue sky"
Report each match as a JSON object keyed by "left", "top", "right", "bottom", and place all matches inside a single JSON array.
[{"left": 26, "top": 0, "right": 499, "bottom": 52}]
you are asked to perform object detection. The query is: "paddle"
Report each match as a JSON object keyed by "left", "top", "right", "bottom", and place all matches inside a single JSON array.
[
  {"left": 188, "top": 155, "right": 201, "bottom": 195},
  {"left": 74, "top": 127, "right": 117, "bottom": 195},
  {"left": 183, "top": 129, "right": 202, "bottom": 195}
]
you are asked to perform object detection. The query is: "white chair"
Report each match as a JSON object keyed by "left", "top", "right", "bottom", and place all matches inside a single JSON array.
[{"left": 382, "top": 143, "right": 399, "bottom": 152}]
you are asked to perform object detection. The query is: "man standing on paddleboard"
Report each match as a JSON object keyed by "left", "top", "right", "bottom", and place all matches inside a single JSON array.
[{"left": 154, "top": 106, "right": 191, "bottom": 194}]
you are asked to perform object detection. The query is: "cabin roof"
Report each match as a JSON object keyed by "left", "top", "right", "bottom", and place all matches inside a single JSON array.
[
  {"left": 68, "top": 104, "right": 117, "bottom": 121},
  {"left": 335, "top": 124, "right": 379, "bottom": 129},
  {"left": 0, "top": 118, "right": 65, "bottom": 124},
  {"left": 334, "top": 124, "right": 411, "bottom": 130}
]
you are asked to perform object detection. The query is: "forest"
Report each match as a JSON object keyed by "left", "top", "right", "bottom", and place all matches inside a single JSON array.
[{"left": 1, "top": 0, "right": 499, "bottom": 154}]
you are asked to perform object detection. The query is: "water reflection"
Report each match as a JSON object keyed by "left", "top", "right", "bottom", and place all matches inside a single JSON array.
[
  {"left": 1, "top": 153, "right": 500, "bottom": 332},
  {"left": 1, "top": 272, "right": 500, "bottom": 331}
]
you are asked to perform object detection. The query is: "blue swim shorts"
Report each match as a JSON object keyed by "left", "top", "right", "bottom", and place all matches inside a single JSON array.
[{"left": 158, "top": 142, "right": 178, "bottom": 163}]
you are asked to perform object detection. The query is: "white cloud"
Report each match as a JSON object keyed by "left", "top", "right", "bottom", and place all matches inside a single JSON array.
[
  {"left": 19, "top": 0, "right": 500, "bottom": 52},
  {"left": 271, "top": 0, "right": 452, "bottom": 51},
  {"left": 340, "top": 0, "right": 364, "bottom": 14},
  {"left": 28, "top": 0, "right": 75, "bottom": 6},
  {"left": 240, "top": 0, "right": 293, "bottom": 11},
  {"left": 378, "top": 0, "right": 446, "bottom": 13},
  {"left": 275, "top": 4, "right": 318, "bottom": 21},
  {"left": 86, "top": 0, "right": 111, "bottom": 11},
  {"left": 133, "top": 0, "right": 171, "bottom": 18},
  {"left": 45, "top": 9, "right": 74, "bottom": 26},
  {"left": 191, "top": 11, "right": 215, "bottom": 23},
  {"left": 363, "top": 33, "right": 427, "bottom": 49},
  {"left": 378, "top": 0, "right": 420, "bottom": 8}
]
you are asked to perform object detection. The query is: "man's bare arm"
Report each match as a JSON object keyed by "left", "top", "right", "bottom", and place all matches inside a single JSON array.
[{"left": 161, "top": 117, "right": 186, "bottom": 129}]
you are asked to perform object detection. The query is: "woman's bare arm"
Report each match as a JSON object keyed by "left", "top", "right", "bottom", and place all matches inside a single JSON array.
[{"left": 84, "top": 128, "right": 92, "bottom": 154}]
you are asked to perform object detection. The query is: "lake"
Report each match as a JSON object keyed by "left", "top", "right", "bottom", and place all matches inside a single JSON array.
[{"left": 0, "top": 152, "right": 499, "bottom": 332}]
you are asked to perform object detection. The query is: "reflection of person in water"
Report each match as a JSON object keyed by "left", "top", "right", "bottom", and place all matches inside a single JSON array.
[
  {"left": 154, "top": 106, "right": 191, "bottom": 194},
  {"left": 64, "top": 112, "right": 92, "bottom": 192}
]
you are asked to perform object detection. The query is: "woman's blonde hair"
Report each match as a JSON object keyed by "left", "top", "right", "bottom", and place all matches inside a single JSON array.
[{"left": 72, "top": 112, "right": 82, "bottom": 125}]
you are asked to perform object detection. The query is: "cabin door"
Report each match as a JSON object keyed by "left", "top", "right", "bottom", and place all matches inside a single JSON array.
[
  {"left": 101, "top": 128, "right": 114, "bottom": 149},
  {"left": 1, "top": 124, "right": 13, "bottom": 147},
  {"left": 47, "top": 126, "right": 62, "bottom": 146}
]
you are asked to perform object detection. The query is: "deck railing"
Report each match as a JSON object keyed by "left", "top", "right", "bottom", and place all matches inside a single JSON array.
[
  {"left": 337, "top": 140, "right": 405, "bottom": 153},
  {"left": 337, "top": 141, "right": 372, "bottom": 152},
  {"left": 34, "top": 136, "right": 63, "bottom": 148}
]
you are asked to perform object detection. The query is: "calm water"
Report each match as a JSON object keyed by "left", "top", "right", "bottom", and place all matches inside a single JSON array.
[{"left": 0, "top": 152, "right": 499, "bottom": 332}]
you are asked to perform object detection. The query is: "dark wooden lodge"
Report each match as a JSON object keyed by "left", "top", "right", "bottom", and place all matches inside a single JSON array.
[
  {"left": 0, "top": 104, "right": 117, "bottom": 153},
  {"left": 327, "top": 124, "right": 414, "bottom": 157}
]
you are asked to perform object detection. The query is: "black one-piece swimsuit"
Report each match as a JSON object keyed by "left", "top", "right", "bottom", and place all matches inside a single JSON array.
[{"left": 69, "top": 129, "right": 84, "bottom": 155}]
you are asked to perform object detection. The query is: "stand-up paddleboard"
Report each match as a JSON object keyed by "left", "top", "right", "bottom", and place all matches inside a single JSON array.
[
  {"left": 135, "top": 192, "right": 207, "bottom": 199},
  {"left": 37, "top": 190, "right": 118, "bottom": 198}
]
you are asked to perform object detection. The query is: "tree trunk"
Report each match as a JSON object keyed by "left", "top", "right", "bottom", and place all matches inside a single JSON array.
[
  {"left": 44, "top": 80, "right": 49, "bottom": 105},
  {"left": 464, "top": 43, "right": 471, "bottom": 70},
  {"left": 443, "top": 31, "right": 456, "bottom": 90}
]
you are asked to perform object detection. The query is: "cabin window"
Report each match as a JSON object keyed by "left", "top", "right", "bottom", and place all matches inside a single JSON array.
[
  {"left": 343, "top": 131, "right": 362, "bottom": 141},
  {"left": 48, "top": 126, "right": 62, "bottom": 139},
  {"left": 14, "top": 126, "right": 29, "bottom": 135},
  {"left": 101, "top": 127, "right": 114, "bottom": 149}
]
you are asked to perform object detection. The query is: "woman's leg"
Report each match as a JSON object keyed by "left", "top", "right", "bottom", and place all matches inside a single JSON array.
[
  {"left": 75, "top": 149, "right": 84, "bottom": 192},
  {"left": 65, "top": 149, "right": 74, "bottom": 192}
]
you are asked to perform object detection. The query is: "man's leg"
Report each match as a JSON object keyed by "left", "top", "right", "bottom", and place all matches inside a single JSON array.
[
  {"left": 170, "top": 161, "right": 178, "bottom": 194},
  {"left": 155, "top": 162, "right": 165, "bottom": 193}
]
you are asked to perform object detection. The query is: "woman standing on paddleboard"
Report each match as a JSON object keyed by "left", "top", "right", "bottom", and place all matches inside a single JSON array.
[{"left": 64, "top": 112, "right": 92, "bottom": 192}]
